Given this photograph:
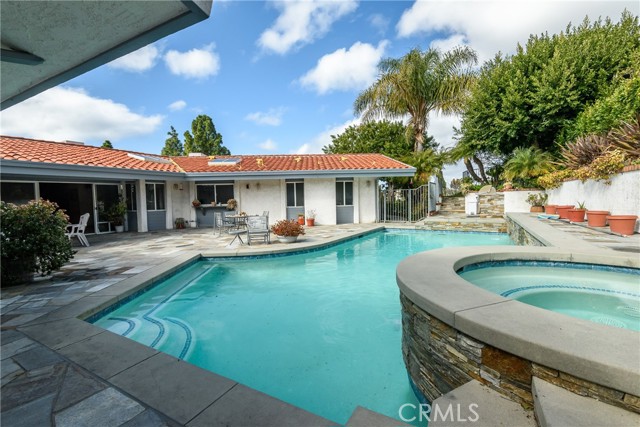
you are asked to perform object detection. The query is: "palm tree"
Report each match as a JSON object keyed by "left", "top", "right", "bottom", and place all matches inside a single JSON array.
[
  {"left": 354, "top": 47, "right": 477, "bottom": 153},
  {"left": 503, "top": 147, "right": 554, "bottom": 185}
]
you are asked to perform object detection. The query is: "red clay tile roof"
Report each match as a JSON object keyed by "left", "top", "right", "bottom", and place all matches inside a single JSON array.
[
  {"left": 0, "top": 136, "right": 179, "bottom": 172},
  {"left": 0, "top": 136, "right": 414, "bottom": 174},
  {"left": 172, "top": 154, "right": 412, "bottom": 173}
]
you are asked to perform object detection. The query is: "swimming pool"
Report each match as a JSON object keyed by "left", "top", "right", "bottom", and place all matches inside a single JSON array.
[
  {"left": 93, "top": 229, "right": 512, "bottom": 424},
  {"left": 459, "top": 261, "right": 640, "bottom": 331}
]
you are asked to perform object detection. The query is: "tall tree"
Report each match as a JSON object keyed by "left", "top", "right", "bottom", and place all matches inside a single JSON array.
[
  {"left": 354, "top": 46, "right": 477, "bottom": 152},
  {"left": 183, "top": 114, "right": 230, "bottom": 155},
  {"left": 457, "top": 12, "right": 640, "bottom": 157},
  {"left": 161, "top": 126, "right": 184, "bottom": 156},
  {"left": 323, "top": 120, "right": 415, "bottom": 158},
  {"left": 101, "top": 140, "right": 113, "bottom": 149}
]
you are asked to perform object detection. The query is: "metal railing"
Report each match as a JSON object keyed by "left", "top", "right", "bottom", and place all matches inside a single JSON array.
[{"left": 378, "top": 184, "right": 435, "bottom": 223}]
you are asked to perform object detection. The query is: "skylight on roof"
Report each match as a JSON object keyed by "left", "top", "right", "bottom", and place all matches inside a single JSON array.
[
  {"left": 208, "top": 158, "right": 241, "bottom": 166},
  {"left": 127, "top": 153, "right": 172, "bottom": 164}
]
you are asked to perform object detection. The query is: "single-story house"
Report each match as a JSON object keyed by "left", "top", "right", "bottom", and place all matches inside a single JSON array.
[{"left": 0, "top": 136, "right": 416, "bottom": 232}]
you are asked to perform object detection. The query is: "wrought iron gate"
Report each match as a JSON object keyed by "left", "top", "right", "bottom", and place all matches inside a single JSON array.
[{"left": 378, "top": 184, "right": 436, "bottom": 223}]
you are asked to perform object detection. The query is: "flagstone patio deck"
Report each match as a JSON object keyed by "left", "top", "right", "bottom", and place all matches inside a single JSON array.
[{"left": 1, "top": 219, "right": 638, "bottom": 426}]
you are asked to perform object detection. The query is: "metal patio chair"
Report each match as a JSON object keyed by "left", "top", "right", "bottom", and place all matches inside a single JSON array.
[{"left": 246, "top": 215, "right": 270, "bottom": 245}]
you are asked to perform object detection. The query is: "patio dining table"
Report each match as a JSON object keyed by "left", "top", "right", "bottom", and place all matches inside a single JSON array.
[{"left": 227, "top": 214, "right": 258, "bottom": 229}]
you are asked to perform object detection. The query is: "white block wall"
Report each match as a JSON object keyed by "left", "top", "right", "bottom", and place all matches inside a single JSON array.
[
  {"left": 546, "top": 169, "right": 639, "bottom": 231},
  {"left": 503, "top": 190, "right": 545, "bottom": 213}
]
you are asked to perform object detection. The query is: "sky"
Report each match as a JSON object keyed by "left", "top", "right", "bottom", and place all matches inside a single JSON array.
[{"left": 1, "top": 0, "right": 637, "bottom": 184}]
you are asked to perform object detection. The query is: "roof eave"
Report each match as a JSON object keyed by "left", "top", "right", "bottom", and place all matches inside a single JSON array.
[{"left": 183, "top": 168, "right": 416, "bottom": 181}]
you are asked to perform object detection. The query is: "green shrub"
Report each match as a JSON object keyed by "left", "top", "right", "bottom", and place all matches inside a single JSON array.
[{"left": 1, "top": 200, "right": 74, "bottom": 286}]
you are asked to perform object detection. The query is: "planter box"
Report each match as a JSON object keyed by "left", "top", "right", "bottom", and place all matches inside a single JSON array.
[
  {"left": 606, "top": 215, "right": 638, "bottom": 236},
  {"left": 586, "top": 211, "right": 609, "bottom": 227},
  {"left": 567, "top": 209, "right": 586, "bottom": 223}
]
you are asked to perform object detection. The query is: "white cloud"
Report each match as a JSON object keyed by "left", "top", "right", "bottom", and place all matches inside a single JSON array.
[
  {"left": 245, "top": 107, "right": 285, "bottom": 126},
  {"left": 295, "top": 116, "right": 362, "bottom": 154},
  {"left": 428, "top": 111, "right": 461, "bottom": 148},
  {"left": 108, "top": 44, "right": 160, "bottom": 72},
  {"left": 369, "top": 13, "right": 390, "bottom": 35},
  {"left": 259, "top": 138, "right": 278, "bottom": 151},
  {"left": 397, "top": 0, "right": 636, "bottom": 61},
  {"left": 299, "top": 41, "right": 388, "bottom": 94},
  {"left": 258, "top": 0, "right": 358, "bottom": 55},
  {"left": 168, "top": 100, "right": 187, "bottom": 111},
  {"left": 430, "top": 34, "right": 469, "bottom": 53},
  {"left": 0, "top": 86, "right": 164, "bottom": 142},
  {"left": 164, "top": 43, "right": 220, "bottom": 79}
]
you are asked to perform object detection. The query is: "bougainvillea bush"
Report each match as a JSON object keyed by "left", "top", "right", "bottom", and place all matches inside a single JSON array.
[{"left": 1, "top": 199, "right": 74, "bottom": 286}]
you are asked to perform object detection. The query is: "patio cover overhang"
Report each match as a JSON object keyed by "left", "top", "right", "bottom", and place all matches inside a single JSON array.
[{"left": 1, "top": 0, "right": 212, "bottom": 110}]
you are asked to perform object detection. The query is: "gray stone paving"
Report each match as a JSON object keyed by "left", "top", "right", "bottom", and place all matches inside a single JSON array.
[{"left": 1, "top": 221, "right": 638, "bottom": 426}]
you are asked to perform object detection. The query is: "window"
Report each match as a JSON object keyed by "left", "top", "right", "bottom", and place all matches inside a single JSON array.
[
  {"left": 286, "top": 182, "right": 304, "bottom": 207},
  {"left": 336, "top": 180, "right": 353, "bottom": 206},
  {"left": 125, "top": 184, "right": 137, "bottom": 211},
  {"left": 145, "top": 183, "right": 165, "bottom": 211},
  {"left": 1, "top": 182, "right": 35, "bottom": 205},
  {"left": 196, "top": 183, "right": 234, "bottom": 205}
]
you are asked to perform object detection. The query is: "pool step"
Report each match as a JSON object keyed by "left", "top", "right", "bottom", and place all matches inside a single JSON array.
[
  {"left": 533, "top": 377, "right": 640, "bottom": 427},
  {"left": 429, "top": 380, "right": 535, "bottom": 427},
  {"left": 345, "top": 406, "right": 410, "bottom": 427}
]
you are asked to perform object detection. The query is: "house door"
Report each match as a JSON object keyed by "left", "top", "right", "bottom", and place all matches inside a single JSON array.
[
  {"left": 336, "top": 179, "right": 354, "bottom": 224},
  {"left": 95, "top": 184, "right": 120, "bottom": 233},
  {"left": 286, "top": 181, "right": 304, "bottom": 220}
]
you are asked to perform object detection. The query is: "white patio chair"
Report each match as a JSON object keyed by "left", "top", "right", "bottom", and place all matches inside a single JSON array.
[
  {"left": 246, "top": 215, "right": 270, "bottom": 245},
  {"left": 66, "top": 213, "right": 90, "bottom": 247}
]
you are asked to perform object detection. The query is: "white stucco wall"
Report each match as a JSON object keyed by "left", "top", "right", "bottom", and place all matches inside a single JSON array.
[
  {"left": 503, "top": 190, "right": 544, "bottom": 213},
  {"left": 546, "top": 169, "right": 640, "bottom": 220},
  {"left": 357, "top": 178, "right": 377, "bottom": 223},
  {"left": 236, "top": 179, "right": 284, "bottom": 220},
  {"left": 305, "top": 178, "right": 336, "bottom": 225}
]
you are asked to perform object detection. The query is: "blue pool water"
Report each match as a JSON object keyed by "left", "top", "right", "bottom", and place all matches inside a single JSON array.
[
  {"left": 459, "top": 262, "right": 640, "bottom": 331},
  {"left": 94, "top": 230, "right": 512, "bottom": 424}
]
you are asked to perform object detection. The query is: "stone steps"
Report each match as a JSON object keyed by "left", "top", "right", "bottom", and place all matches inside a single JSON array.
[
  {"left": 345, "top": 406, "right": 410, "bottom": 427},
  {"left": 429, "top": 380, "right": 536, "bottom": 427},
  {"left": 532, "top": 377, "right": 640, "bottom": 427}
]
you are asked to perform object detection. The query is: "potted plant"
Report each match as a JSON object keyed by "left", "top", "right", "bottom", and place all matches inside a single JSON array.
[
  {"left": 297, "top": 213, "right": 305, "bottom": 225},
  {"left": 568, "top": 201, "right": 587, "bottom": 223},
  {"left": 526, "top": 193, "right": 547, "bottom": 213},
  {"left": 606, "top": 215, "right": 638, "bottom": 236},
  {"left": 226, "top": 198, "right": 238, "bottom": 210},
  {"left": 556, "top": 205, "right": 575, "bottom": 219},
  {"left": 306, "top": 209, "right": 316, "bottom": 226},
  {"left": 271, "top": 219, "right": 305, "bottom": 243},
  {"left": 586, "top": 210, "right": 609, "bottom": 227},
  {"left": 175, "top": 217, "right": 186, "bottom": 229},
  {"left": 106, "top": 198, "right": 127, "bottom": 232},
  {"left": 192, "top": 199, "right": 202, "bottom": 207}
]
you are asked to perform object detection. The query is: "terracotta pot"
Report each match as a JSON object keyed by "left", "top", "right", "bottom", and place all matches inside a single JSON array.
[
  {"left": 567, "top": 209, "right": 586, "bottom": 223},
  {"left": 544, "top": 205, "right": 557, "bottom": 214},
  {"left": 306, "top": 218, "right": 315, "bottom": 226},
  {"left": 555, "top": 205, "right": 575, "bottom": 219},
  {"left": 530, "top": 206, "right": 544, "bottom": 213},
  {"left": 606, "top": 215, "right": 638, "bottom": 236},
  {"left": 297, "top": 216, "right": 305, "bottom": 225},
  {"left": 586, "top": 211, "right": 609, "bottom": 227}
]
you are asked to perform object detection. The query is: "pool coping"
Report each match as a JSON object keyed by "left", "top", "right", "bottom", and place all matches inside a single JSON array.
[
  {"left": 397, "top": 215, "right": 640, "bottom": 400},
  {"left": 13, "top": 225, "right": 399, "bottom": 425}
]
